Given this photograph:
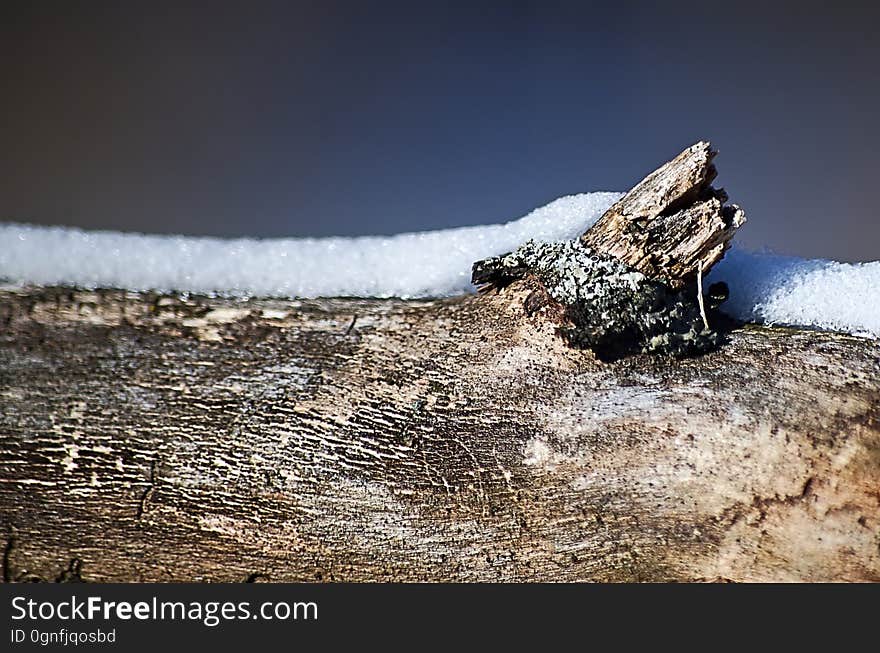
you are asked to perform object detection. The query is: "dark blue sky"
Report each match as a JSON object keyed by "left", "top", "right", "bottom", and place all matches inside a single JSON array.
[{"left": 2, "top": 1, "right": 878, "bottom": 260}]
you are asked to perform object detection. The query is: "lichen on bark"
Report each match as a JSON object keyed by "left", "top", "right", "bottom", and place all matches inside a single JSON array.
[{"left": 472, "top": 238, "right": 724, "bottom": 361}]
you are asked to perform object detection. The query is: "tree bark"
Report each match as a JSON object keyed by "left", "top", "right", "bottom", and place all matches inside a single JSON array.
[{"left": 1, "top": 285, "right": 878, "bottom": 582}]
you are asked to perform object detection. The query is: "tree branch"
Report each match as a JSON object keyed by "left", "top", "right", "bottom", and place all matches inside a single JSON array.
[{"left": 0, "top": 144, "right": 876, "bottom": 583}]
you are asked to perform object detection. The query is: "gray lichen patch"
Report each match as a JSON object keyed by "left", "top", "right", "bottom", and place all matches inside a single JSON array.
[{"left": 472, "top": 239, "right": 723, "bottom": 361}]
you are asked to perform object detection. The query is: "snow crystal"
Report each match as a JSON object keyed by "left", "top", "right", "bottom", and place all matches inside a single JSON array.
[
  {"left": 709, "top": 249, "right": 880, "bottom": 338},
  {"left": 1, "top": 191, "right": 879, "bottom": 339},
  {"left": 0, "top": 192, "right": 620, "bottom": 300}
]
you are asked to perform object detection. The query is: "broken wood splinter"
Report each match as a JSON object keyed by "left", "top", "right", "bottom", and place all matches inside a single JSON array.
[{"left": 472, "top": 141, "right": 745, "bottom": 360}]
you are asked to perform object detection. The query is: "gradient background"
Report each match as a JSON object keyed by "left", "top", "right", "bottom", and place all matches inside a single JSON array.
[{"left": 2, "top": 1, "right": 878, "bottom": 261}]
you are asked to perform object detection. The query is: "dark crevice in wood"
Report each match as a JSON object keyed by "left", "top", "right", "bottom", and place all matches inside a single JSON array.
[
  {"left": 136, "top": 459, "right": 158, "bottom": 521},
  {"left": 55, "top": 558, "right": 84, "bottom": 583},
  {"left": 2, "top": 530, "right": 14, "bottom": 583}
]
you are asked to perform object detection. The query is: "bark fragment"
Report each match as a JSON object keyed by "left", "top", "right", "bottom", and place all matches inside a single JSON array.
[
  {"left": 580, "top": 141, "right": 746, "bottom": 283},
  {"left": 474, "top": 141, "right": 744, "bottom": 359},
  {"left": 473, "top": 240, "right": 722, "bottom": 360}
]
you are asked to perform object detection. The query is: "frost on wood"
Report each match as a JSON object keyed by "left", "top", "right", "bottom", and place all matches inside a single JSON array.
[{"left": 581, "top": 141, "right": 746, "bottom": 284}]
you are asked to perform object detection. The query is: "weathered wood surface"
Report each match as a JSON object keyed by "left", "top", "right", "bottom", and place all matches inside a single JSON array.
[
  {"left": 1, "top": 285, "right": 879, "bottom": 582},
  {"left": 1, "top": 143, "right": 877, "bottom": 582},
  {"left": 581, "top": 141, "right": 746, "bottom": 283},
  {"left": 473, "top": 142, "right": 746, "bottom": 361}
]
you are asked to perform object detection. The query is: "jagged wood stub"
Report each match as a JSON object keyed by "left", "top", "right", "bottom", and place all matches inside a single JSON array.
[
  {"left": 0, "top": 287, "right": 878, "bottom": 582},
  {"left": 471, "top": 142, "right": 746, "bottom": 360},
  {"left": 580, "top": 141, "right": 746, "bottom": 283},
  {"left": 472, "top": 142, "right": 748, "bottom": 360}
]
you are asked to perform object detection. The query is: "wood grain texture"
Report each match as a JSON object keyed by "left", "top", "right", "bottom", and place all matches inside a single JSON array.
[
  {"left": 1, "top": 285, "right": 878, "bottom": 582},
  {"left": 581, "top": 141, "right": 746, "bottom": 283}
]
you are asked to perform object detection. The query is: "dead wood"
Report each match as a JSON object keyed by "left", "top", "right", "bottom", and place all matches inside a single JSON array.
[
  {"left": 581, "top": 141, "right": 745, "bottom": 283},
  {"left": 0, "top": 143, "right": 877, "bottom": 583}
]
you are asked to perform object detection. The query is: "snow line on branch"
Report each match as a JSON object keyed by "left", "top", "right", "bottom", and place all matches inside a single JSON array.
[{"left": 1, "top": 193, "right": 878, "bottom": 337}]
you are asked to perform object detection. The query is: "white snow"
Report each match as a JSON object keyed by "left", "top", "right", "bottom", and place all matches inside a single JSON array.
[
  {"left": 1, "top": 191, "right": 879, "bottom": 338},
  {"left": 709, "top": 248, "right": 880, "bottom": 338},
  {"left": 0, "top": 192, "right": 619, "bottom": 300}
]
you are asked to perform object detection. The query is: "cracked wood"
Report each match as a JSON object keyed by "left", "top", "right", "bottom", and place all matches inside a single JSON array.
[
  {"left": 581, "top": 141, "right": 746, "bottom": 283},
  {"left": 1, "top": 286, "right": 878, "bottom": 582}
]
